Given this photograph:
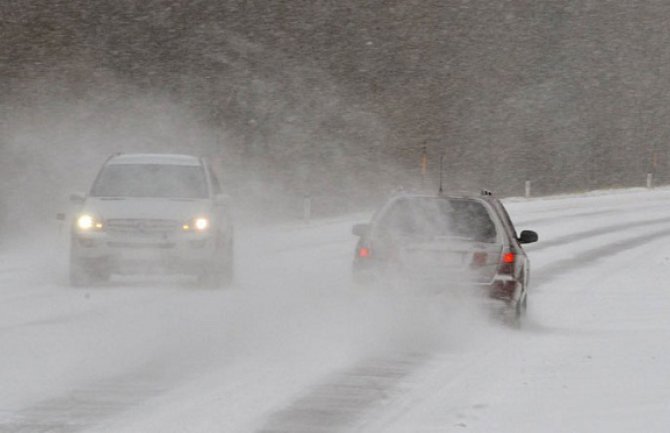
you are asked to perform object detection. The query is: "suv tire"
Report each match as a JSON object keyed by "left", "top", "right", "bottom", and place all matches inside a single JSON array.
[
  {"left": 197, "top": 243, "right": 234, "bottom": 289},
  {"left": 69, "top": 257, "right": 109, "bottom": 287}
]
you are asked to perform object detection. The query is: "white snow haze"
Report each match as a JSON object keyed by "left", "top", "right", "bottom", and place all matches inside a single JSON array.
[{"left": 3, "top": 3, "right": 670, "bottom": 433}]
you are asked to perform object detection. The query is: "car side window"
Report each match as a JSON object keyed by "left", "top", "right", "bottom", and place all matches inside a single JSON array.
[{"left": 493, "top": 200, "right": 518, "bottom": 239}]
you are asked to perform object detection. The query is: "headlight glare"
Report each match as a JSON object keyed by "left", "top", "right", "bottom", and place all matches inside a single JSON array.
[
  {"left": 76, "top": 214, "right": 103, "bottom": 231},
  {"left": 182, "top": 217, "right": 210, "bottom": 232},
  {"left": 194, "top": 217, "right": 209, "bottom": 231}
]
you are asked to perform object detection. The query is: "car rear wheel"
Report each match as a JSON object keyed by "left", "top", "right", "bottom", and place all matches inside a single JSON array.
[{"left": 515, "top": 290, "right": 528, "bottom": 318}]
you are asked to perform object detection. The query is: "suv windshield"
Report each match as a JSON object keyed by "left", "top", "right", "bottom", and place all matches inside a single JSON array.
[
  {"left": 379, "top": 197, "right": 497, "bottom": 242},
  {"left": 90, "top": 164, "right": 208, "bottom": 199}
]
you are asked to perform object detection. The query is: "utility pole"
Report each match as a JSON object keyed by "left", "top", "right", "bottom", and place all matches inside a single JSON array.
[
  {"left": 438, "top": 154, "right": 445, "bottom": 194},
  {"left": 648, "top": 141, "right": 656, "bottom": 189},
  {"left": 420, "top": 144, "right": 428, "bottom": 191}
]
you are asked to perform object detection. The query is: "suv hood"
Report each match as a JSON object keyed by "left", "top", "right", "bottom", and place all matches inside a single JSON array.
[{"left": 82, "top": 197, "right": 212, "bottom": 221}]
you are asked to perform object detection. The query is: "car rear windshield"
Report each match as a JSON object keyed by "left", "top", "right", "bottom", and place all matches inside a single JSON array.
[
  {"left": 378, "top": 197, "right": 497, "bottom": 242},
  {"left": 90, "top": 164, "right": 208, "bottom": 199}
]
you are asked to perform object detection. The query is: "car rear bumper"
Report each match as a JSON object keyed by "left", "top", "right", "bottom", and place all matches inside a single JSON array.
[{"left": 353, "top": 261, "right": 521, "bottom": 301}]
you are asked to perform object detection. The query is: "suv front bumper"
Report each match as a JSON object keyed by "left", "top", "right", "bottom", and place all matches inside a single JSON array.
[{"left": 71, "top": 231, "right": 226, "bottom": 275}]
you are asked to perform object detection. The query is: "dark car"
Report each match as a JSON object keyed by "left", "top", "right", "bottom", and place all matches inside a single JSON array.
[{"left": 351, "top": 192, "right": 538, "bottom": 316}]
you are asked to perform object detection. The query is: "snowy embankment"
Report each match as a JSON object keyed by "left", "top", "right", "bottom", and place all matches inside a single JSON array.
[{"left": 1, "top": 187, "right": 670, "bottom": 432}]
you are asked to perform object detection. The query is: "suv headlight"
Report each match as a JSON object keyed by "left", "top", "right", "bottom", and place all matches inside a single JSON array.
[
  {"left": 182, "top": 217, "right": 210, "bottom": 232},
  {"left": 76, "top": 214, "right": 104, "bottom": 231}
]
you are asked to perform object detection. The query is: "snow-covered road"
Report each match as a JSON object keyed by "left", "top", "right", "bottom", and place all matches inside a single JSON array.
[{"left": 2, "top": 188, "right": 670, "bottom": 433}]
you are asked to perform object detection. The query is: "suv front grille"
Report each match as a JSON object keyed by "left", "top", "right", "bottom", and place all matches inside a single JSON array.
[{"left": 106, "top": 219, "right": 181, "bottom": 234}]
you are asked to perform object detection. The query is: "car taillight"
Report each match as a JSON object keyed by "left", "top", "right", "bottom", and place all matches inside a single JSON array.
[
  {"left": 502, "top": 252, "right": 515, "bottom": 263},
  {"left": 498, "top": 251, "right": 516, "bottom": 274},
  {"left": 358, "top": 247, "right": 371, "bottom": 258},
  {"left": 471, "top": 252, "right": 488, "bottom": 267}
]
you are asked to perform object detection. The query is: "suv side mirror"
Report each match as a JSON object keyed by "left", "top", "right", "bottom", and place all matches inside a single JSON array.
[
  {"left": 69, "top": 192, "right": 86, "bottom": 204},
  {"left": 518, "top": 230, "right": 538, "bottom": 244},
  {"left": 352, "top": 223, "right": 370, "bottom": 237}
]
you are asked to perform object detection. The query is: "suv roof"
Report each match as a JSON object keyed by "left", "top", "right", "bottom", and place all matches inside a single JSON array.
[{"left": 106, "top": 153, "right": 202, "bottom": 166}]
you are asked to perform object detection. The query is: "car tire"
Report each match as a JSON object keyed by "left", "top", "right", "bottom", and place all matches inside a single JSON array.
[
  {"left": 220, "top": 241, "right": 234, "bottom": 287},
  {"left": 197, "top": 270, "right": 222, "bottom": 289},
  {"left": 198, "top": 268, "right": 232, "bottom": 289},
  {"left": 515, "top": 291, "right": 528, "bottom": 318},
  {"left": 218, "top": 255, "right": 234, "bottom": 288},
  {"left": 70, "top": 260, "right": 91, "bottom": 287},
  {"left": 198, "top": 243, "right": 234, "bottom": 289},
  {"left": 69, "top": 257, "right": 109, "bottom": 287}
]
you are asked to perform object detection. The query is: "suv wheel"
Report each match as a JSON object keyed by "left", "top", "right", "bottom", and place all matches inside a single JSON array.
[
  {"left": 69, "top": 257, "right": 109, "bottom": 287},
  {"left": 197, "top": 266, "right": 232, "bottom": 289},
  {"left": 197, "top": 243, "right": 234, "bottom": 289}
]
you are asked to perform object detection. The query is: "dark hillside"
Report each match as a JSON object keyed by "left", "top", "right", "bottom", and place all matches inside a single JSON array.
[{"left": 2, "top": 1, "right": 670, "bottom": 228}]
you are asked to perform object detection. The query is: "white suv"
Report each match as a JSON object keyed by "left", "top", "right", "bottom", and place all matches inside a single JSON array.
[{"left": 68, "top": 153, "right": 234, "bottom": 287}]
